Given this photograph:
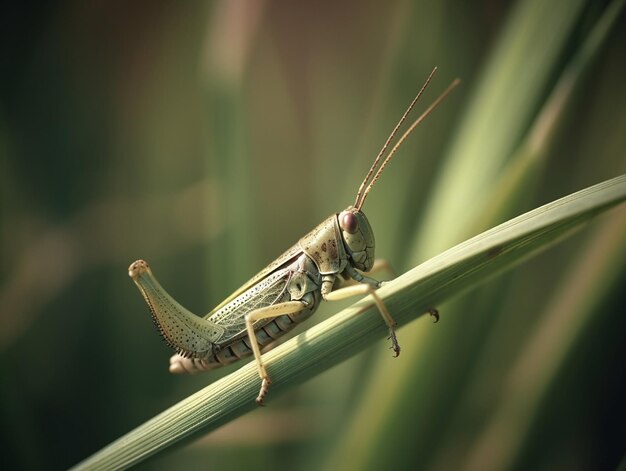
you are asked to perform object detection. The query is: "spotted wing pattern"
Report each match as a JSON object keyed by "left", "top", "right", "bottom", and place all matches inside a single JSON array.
[
  {"left": 208, "top": 267, "right": 293, "bottom": 343},
  {"left": 202, "top": 243, "right": 302, "bottom": 319}
]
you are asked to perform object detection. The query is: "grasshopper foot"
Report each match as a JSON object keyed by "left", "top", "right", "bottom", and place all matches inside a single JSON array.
[
  {"left": 387, "top": 328, "right": 401, "bottom": 357},
  {"left": 256, "top": 377, "right": 272, "bottom": 406},
  {"left": 428, "top": 308, "right": 440, "bottom": 323}
]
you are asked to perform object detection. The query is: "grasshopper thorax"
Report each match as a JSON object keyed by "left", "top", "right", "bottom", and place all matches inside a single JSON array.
[
  {"left": 298, "top": 206, "right": 375, "bottom": 276},
  {"left": 338, "top": 206, "right": 375, "bottom": 272}
]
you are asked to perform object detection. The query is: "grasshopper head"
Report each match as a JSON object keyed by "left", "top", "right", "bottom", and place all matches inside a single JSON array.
[{"left": 338, "top": 207, "right": 375, "bottom": 272}]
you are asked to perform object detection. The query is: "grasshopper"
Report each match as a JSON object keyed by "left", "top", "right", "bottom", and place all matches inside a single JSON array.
[{"left": 129, "top": 68, "right": 459, "bottom": 405}]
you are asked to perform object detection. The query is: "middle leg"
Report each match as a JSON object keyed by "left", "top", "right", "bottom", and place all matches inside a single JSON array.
[{"left": 245, "top": 300, "right": 310, "bottom": 405}]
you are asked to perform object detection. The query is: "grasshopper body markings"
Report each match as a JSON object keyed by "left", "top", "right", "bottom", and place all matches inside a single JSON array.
[{"left": 129, "top": 68, "right": 458, "bottom": 404}]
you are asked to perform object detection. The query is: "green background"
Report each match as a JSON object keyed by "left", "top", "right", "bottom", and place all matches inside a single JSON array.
[{"left": 1, "top": 1, "right": 625, "bottom": 470}]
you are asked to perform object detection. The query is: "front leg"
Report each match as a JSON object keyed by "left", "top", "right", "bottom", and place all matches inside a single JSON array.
[
  {"left": 321, "top": 270, "right": 400, "bottom": 357},
  {"left": 245, "top": 300, "right": 311, "bottom": 405},
  {"left": 343, "top": 261, "right": 440, "bottom": 324},
  {"left": 337, "top": 259, "right": 396, "bottom": 288},
  {"left": 369, "top": 258, "right": 398, "bottom": 279}
]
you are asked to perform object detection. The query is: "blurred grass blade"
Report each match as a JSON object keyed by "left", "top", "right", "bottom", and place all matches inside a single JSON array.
[
  {"left": 478, "top": 0, "right": 626, "bottom": 228},
  {"left": 71, "top": 175, "right": 626, "bottom": 470},
  {"left": 418, "top": 1, "right": 626, "bottom": 468},
  {"left": 204, "top": 1, "right": 265, "bottom": 301},
  {"left": 412, "top": 0, "right": 587, "bottom": 260},
  {"left": 462, "top": 205, "right": 626, "bottom": 471}
]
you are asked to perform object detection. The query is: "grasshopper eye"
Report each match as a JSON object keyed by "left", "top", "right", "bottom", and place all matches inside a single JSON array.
[{"left": 340, "top": 211, "right": 358, "bottom": 234}]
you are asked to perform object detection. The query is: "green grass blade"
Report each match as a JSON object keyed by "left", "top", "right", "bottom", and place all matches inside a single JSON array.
[
  {"left": 71, "top": 176, "right": 626, "bottom": 470},
  {"left": 461, "top": 206, "right": 626, "bottom": 471}
]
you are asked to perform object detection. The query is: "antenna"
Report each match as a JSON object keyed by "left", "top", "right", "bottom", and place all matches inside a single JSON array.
[
  {"left": 353, "top": 67, "right": 438, "bottom": 209},
  {"left": 354, "top": 73, "right": 461, "bottom": 210}
]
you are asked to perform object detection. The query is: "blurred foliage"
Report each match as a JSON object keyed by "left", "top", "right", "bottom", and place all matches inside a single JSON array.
[{"left": 1, "top": 1, "right": 625, "bottom": 470}]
